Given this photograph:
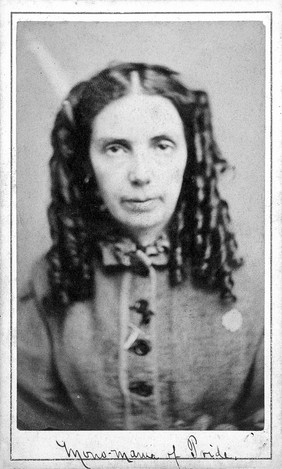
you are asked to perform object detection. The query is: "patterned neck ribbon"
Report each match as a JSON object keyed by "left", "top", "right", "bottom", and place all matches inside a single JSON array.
[{"left": 99, "top": 233, "right": 170, "bottom": 272}]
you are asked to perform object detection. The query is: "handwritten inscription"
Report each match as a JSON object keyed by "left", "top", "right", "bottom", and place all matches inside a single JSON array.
[
  {"left": 56, "top": 434, "right": 234, "bottom": 468},
  {"left": 186, "top": 435, "right": 232, "bottom": 459},
  {"left": 56, "top": 440, "right": 158, "bottom": 469}
]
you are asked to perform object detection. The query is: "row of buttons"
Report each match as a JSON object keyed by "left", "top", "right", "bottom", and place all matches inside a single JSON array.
[{"left": 128, "top": 299, "right": 153, "bottom": 396}]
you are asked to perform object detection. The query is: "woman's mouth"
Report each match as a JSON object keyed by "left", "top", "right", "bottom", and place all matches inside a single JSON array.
[{"left": 122, "top": 197, "right": 160, "bottom": 212}]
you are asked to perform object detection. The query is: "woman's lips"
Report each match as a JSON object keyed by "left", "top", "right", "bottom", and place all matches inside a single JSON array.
[{"left": 122, "top": 197, "right": 160, "bottom": 212}]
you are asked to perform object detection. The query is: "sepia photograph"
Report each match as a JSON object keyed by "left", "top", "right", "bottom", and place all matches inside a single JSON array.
[
  {"left": 17, "top": 26, "right": 265, "bottom": 432},
  {"left": 1, "top": 1, "right": 281, "bottom": 468}
]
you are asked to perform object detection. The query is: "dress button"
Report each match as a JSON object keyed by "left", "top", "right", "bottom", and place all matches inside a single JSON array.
[
  {"left": 131, "top": 339, "right": 151, "bottom": 356},
  {"left": 129, "top": 381, "right": 153, "bottom": 397},
  {"left": 130, "top": 299, "right": 154, "bottom": 325}
]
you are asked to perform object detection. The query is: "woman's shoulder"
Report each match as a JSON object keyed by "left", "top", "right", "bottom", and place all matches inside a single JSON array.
[
  {"left": 18, "top": 256, "right": 52, "bottom": 344},
  {"left": 178, "top": 255, "right": 264, "bottom": 337},
  {"left": 19, "top": 255, "right": 50, "bottom": 304},
  {"left": 233, "top": 255, "right": 264, "bottom": 312}
]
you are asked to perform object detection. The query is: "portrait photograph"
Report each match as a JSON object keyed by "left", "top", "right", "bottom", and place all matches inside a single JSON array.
[{"left": 1, "top": 1, "right": 281, "bottom": 468}]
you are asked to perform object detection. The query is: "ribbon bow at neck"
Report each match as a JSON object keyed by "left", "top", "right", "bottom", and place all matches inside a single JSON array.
[{"left": 99, "top": 234, "right": 170, "bottom": 272}]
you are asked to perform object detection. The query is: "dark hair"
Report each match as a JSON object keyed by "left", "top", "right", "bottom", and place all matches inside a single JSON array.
[{"left": 46, "top": 62, "right": 243, "bottom": 310}]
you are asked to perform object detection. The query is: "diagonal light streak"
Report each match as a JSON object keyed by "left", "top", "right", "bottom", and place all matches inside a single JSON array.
[{"left": 24, "top": 30, "right": 71, "bottom": 100}]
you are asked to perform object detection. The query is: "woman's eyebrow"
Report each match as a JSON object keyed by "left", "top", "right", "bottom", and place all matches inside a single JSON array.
[
  {"left": 151, "top": 134, "right": 176, "bottom": 144},
  {"left": 93, "top": 135, "right": 177, "bottom": 149},
  {"left": 94, "top": 137, "right": 131, "bottom": 148}
]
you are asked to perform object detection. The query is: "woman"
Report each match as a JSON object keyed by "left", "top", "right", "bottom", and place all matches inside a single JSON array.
[{"left": 18, "top": 62, "right": 264, "bottom": 430}]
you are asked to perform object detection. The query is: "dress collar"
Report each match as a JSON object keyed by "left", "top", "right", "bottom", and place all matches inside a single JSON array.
[{"left": 99, "top": 233, "right": 170, "bottom": 269}]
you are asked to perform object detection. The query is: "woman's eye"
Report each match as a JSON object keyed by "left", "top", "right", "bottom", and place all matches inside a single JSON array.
[
  {"left": 105, "top": 145, "right": 127, "bottom": 156},
  {"left": 155, "top": 141, "right": 174, "bottom": 154}
]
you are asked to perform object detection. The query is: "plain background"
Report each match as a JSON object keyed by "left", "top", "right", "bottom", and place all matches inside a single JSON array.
[{"left": 17, "top": 21, "right": 265, "bottom": 290}]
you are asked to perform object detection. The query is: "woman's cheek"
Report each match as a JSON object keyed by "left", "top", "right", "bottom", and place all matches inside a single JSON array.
[{"left": 169, "top": 165, "right": 186, "bottom": 185}]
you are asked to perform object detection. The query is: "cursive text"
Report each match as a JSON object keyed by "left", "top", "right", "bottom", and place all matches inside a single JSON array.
[
  {"left": 56, "top": 440, "right": 159, "bottom": 469},
  {"left": 186, "top": 434, "right": 233, "bottom": 459}
]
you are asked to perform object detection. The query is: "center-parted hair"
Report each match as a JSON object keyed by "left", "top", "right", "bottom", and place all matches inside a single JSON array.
[{"left": 47, "top": 62, "right": 243, "bottom": 310}]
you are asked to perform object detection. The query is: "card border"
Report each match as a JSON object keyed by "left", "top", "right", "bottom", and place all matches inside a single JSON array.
[{"left": 8, "top": 7, "right": 274, "bottom": 466}]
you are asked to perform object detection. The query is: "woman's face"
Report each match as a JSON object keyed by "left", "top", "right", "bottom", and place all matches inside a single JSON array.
[{"left": 90, "top": 93, "right": 187, "bottom": 245}]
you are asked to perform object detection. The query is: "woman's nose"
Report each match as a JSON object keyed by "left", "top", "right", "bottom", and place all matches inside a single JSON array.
[{"left": 128, "top": 151, "right": 152, "bottom": 186}]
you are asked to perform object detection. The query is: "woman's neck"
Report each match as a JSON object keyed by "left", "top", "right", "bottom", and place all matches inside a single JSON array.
[{"left": 124, "top": 226, "right": 167, "bottom": 248}]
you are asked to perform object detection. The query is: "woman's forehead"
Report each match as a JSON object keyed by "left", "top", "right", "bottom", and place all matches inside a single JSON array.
[{"left": 91, "top": 94, "right": 184, "bottom": 140}]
